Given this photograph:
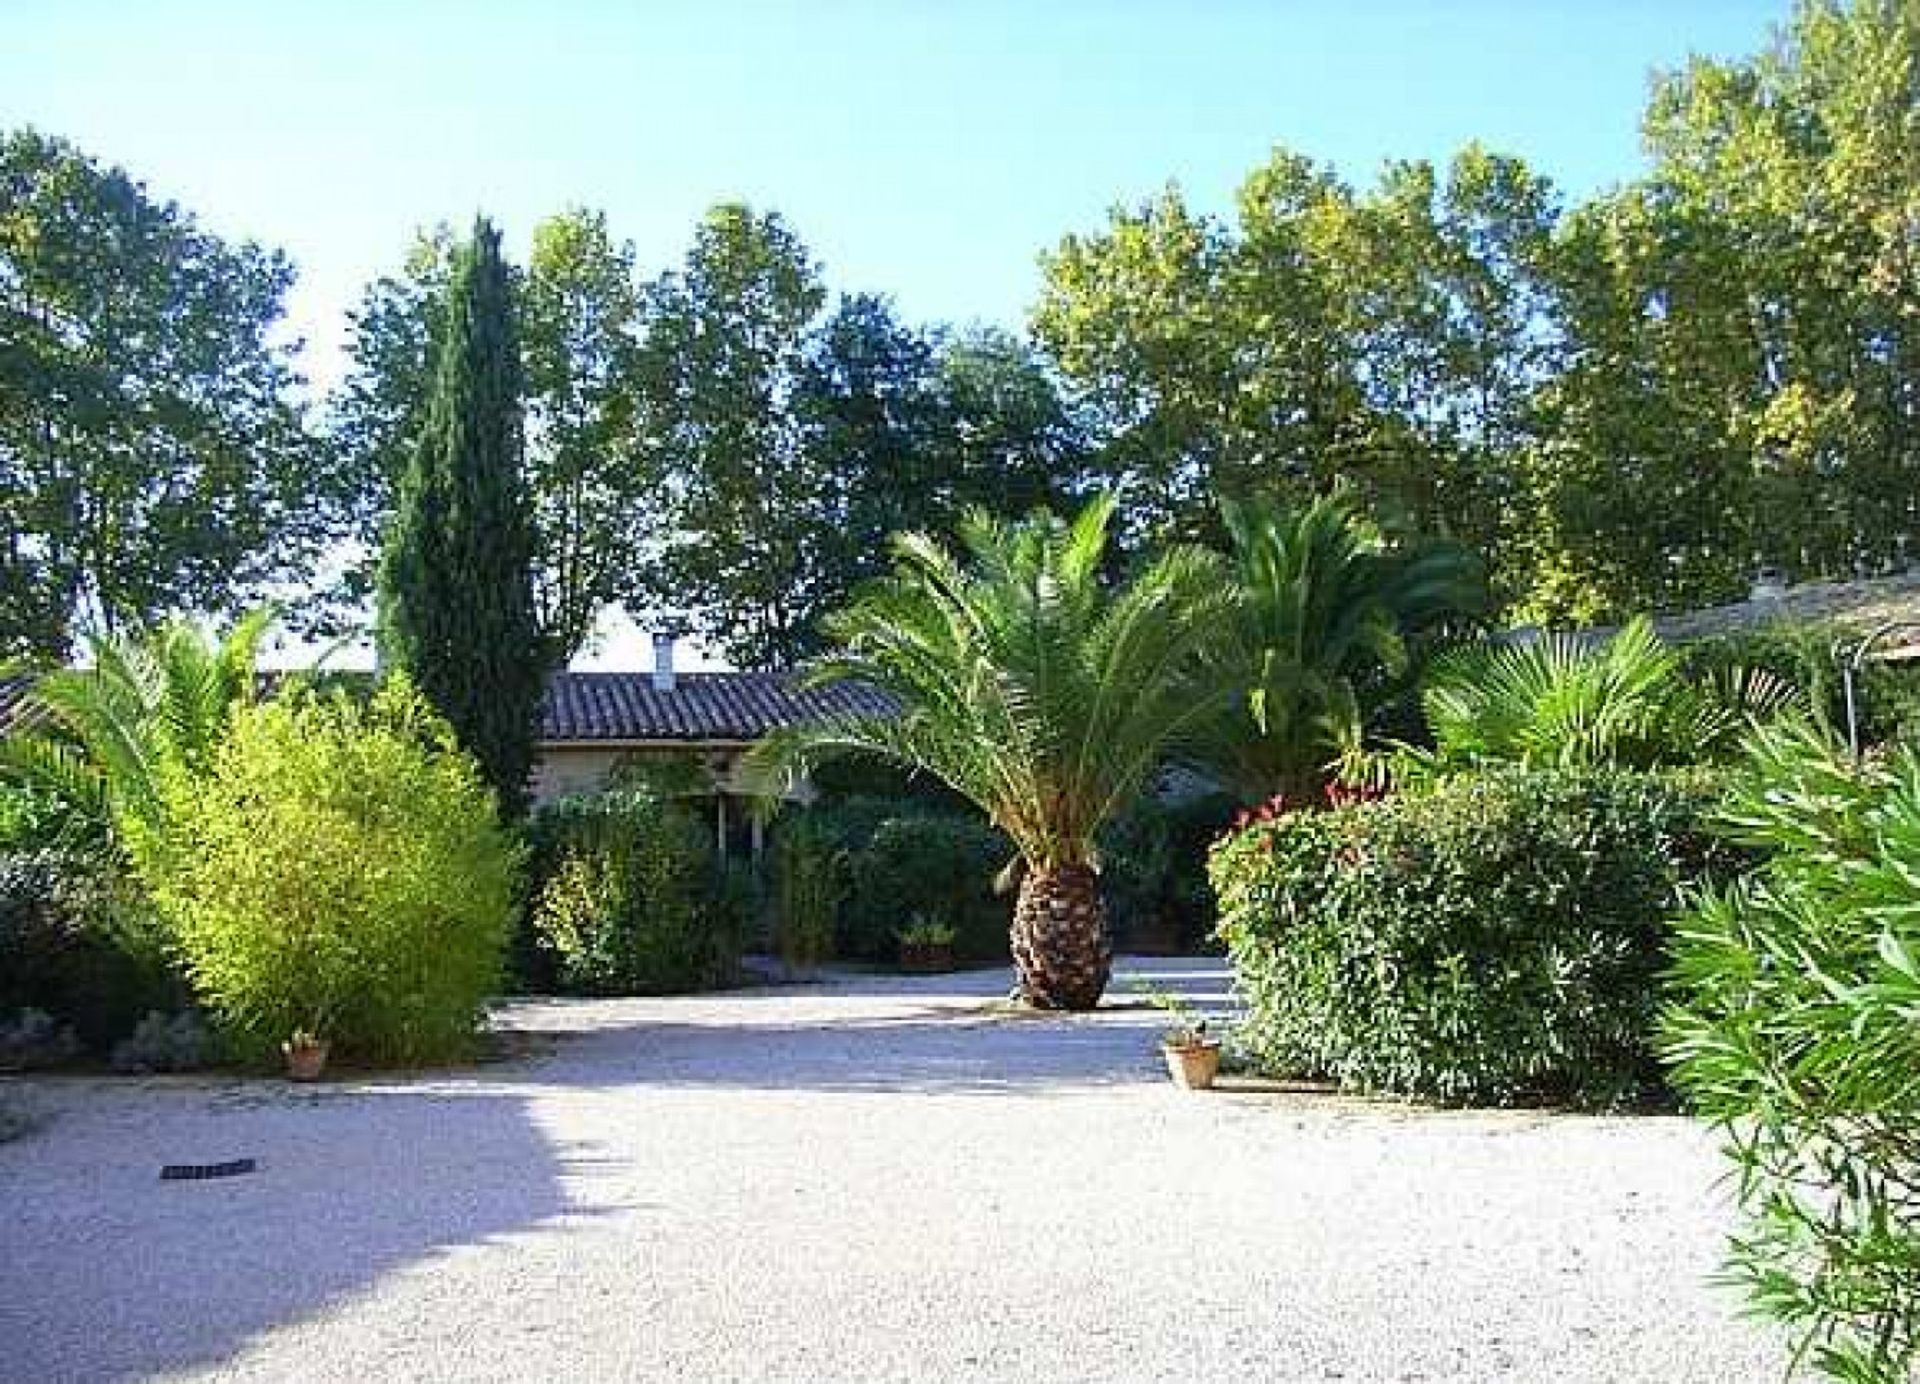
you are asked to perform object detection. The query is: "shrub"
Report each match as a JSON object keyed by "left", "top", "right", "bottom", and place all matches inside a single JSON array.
[
  {"left": 772, "top": 820, "right": 845, "bottom": 975},
  {"left": 158, "top": 682, "right": 519, "bottom": 1065},
  {"left": 1664, "top": 725, "right": 1920, "bottom": 1382},
  {"left": 110, "top": 1010, "right": 219, "bottom": 1074},
  {"left": 0, "top": 782, "right": 74, "bottom": 853},
  {"left": 808, "top": 799, "right": 1008, "bottom": 962},
  {"left": 0, "top": 850, "right": 178, "bottom": 1053},
  {"left": 1393, "top": 617, "right": 1800, "bottom": 779},
  {"left": 1099, "top": 789, "right": 1235, "bottom": 950},
  {"left": 528, "top": 791, "right": 741, "bottom": 995},
  {"left": 1213, "top": 769, "right": 1734, "bottom": 1107},
  {"left": 0, "top": 1009, "right": 78, "bottom": 1070},
  {"left": 1678, "top": 621, "right": 1920, "bottom": 750}
]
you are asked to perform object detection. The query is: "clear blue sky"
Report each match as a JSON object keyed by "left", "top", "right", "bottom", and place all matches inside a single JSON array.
[{"left": 9, "top": 0, "right": 1786, "bottom": 390}]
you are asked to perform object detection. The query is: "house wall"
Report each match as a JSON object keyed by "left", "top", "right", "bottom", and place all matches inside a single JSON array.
[
  {"left": 530, "top": 746, "right": 640, "bottom": 802},
  {"left": 530, "top": 742, "right": 786, "bottom": 803}
]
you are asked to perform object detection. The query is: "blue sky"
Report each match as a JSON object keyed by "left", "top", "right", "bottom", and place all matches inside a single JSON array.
[{"left": 10, "top": 0, "right": 1786, "bottom": 391}]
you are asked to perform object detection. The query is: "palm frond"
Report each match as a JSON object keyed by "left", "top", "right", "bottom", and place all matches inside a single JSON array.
[
  {"left": 1196, "top": 488, "right": 1486, "bottom": 802},
  {"left": 747, "top": 496, "right": 1222, "bottom": 870}
]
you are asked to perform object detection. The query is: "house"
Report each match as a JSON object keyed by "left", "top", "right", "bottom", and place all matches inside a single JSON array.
[
  {"left": 1499, "top": 570, "right": 1920, "bottom": 659},
  {"left": 0, "top": 632, "right": 890, "bottom": 858},
  {"left": 1650, "top": 569, "right": 1920, "bottom": 657},
  {"left": 534, "top": 633, "right": 892, "bottom": 853}
]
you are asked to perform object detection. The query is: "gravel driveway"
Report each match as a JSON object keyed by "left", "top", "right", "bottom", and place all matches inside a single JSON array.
[{"left": 1, "top": 957, "right": 1782, "bottom": 1382}]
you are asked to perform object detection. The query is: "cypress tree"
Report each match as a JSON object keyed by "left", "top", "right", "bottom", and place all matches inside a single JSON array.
[{"left": 377, "top": 217, "right": 544, "bottom": 817}]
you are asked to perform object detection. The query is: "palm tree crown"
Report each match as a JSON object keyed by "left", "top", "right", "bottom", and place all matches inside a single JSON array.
[
  {"left": 1407, "top": 616, "right": 1801, "bottom": 776},
  {"left": 1197, "top": 489, "right": 1485, "bottom": 804},
  {"left": 0, "top": 610, "right": 271, "bottom": 862}
]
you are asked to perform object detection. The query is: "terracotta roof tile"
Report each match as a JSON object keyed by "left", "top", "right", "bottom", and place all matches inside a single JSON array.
[
  {"left": 538, "top": 671, "right": 891, "bottom": 743},
  {"left": 0, "top": 669, "right": 891, "bottom": 745}
]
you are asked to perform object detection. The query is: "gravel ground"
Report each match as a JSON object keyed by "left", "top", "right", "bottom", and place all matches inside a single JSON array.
[{"left": 0, "top": 957, "right": 1782, "bottom": 1383}]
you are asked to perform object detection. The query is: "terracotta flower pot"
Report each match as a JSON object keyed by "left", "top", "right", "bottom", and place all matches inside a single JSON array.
[
  {"left": 1162, "top": 1040, "right": 1221, "bottom": 1090},
  {"left": 283, "top": 1041, "right": 329, "bottom": 1083}
]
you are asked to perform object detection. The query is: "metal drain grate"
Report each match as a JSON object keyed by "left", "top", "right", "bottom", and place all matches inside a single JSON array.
[{"left": 160, "top": 1158, "right": 257, "bottom": 1181}]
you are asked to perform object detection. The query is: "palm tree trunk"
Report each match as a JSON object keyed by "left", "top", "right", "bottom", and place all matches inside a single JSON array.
[{"left": 1011, "top": 863, "right": 1110, "bottom": 1010}]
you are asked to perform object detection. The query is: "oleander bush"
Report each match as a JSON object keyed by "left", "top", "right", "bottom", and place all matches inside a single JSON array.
[
  {"left": 1664, "top": 725, "right": 1920, "bottom": 1383},
  {"left": 528, "top": 790, "right": 742, "bottom": 995},
  {"left": 159, "top": 682, "right": 519, "bottom": 1064},
  {"left": 1213, "top": 768, "right": 1736, "bottom": 1107}
]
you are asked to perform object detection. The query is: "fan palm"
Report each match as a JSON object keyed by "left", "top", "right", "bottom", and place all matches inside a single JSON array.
[
  {"left": 0, "top": 610, "right": 272, "bottom": 863},
  {"left": 1196, "top": 490, "right": 1485, "bottom": 804},
  {"left": 749, "top": 496, "right": 1230, "bottom": 1010},
  {"left": 1404, "top": 616, "right": 1801, "bottom": 776}
]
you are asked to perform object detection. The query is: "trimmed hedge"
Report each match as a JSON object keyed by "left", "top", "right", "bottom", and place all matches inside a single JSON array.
[{"left": 1212, "top": 769, "right": 1737, "bottom": 1107}]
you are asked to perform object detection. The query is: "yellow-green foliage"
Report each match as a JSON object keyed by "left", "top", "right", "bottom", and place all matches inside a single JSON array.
[
  {"left": 528, "top": 791, "right": 741, "bottom": 995},
  {"left": 159, "top": 681, "right": 519, "bottom": 1064}
]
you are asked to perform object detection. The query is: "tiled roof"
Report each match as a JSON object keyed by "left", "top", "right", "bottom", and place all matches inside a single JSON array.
[
  {"left": 539, "top": 671, "right": 892, "bottom": 743},
  {"left": 1653, "top": 572, "right": 1920, "bottom": 648},
  {"left": 0, "top": 669, "right": 891, "bottom": 745}
]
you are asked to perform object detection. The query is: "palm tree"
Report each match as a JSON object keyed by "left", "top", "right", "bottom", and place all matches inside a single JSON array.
[
  {"left": 1403, "top": 616, "right": 1800, "bottom": 776},
  {"left": 1195, "top": 490, "right": 1485, "bottom": 804},
  {"left": 750, "top": 497, "right": 1229, "bottom": 1010},
  {"left": 0, "top": 610, "right": 271, "bottom": 864}
]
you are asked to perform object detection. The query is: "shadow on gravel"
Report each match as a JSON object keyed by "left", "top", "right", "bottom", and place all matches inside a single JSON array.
[
  {"left": 502, "top": 959, "right": 1243, "bottom": 1097},
  {"left": 0, "top": 1086, "right": 584, "bottom": 1382}
]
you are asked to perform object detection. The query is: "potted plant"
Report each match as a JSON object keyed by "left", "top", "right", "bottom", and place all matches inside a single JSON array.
[
  {"left": 1135, "top": 982, "right": 1223, "bottom": 1090},
  {"left": 896, "top": 916, "right": 958, "bottom": 973},
  {"left": 1159, "top": 1015, "right": 1222, "bottom": 1090},
  {"left": 282, "top": 1028, "right": 330, "bottom": 1082}
]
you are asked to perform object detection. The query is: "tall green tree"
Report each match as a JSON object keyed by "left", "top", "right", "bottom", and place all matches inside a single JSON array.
[
  {"left": 1033, "top": 144, "right": 1563, "bottom": 578},
  {"left": 1524, "top": 0, "right": 1920, "bottom": 621},
  {"left": 0, "top": 130, "right": 333, "bottom": 658},
  {"left": 334, "top": 209, "right": 648, "bottom": 661},
  {"left": 634, "top": 204, "right": 828, "bottom": 667},
  {"left": 931, "top": 326, "right": 1090, "bottom": 520},
  {"left": 377, "top": 218, "right": 543, "bottom": 817},
  {"left": 787, "top": 300, "right": 1089, "bottom": 634},
  {"left": 751, "top": 496, "right": 1229, "bottom": 1010}
]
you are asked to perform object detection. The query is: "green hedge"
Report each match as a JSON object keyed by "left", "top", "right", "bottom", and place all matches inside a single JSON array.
[
  {"left": 528, "top": 791, "right": 745, "bottom": 995},
  {"left": 806, "top": 796, "right": 1008, "bottom": 962},
  {"left": 0, "top": 851, "right": 179, "bottom": 1054},
  {"left": 1212, "top": 769, "right": 1737, "bottom": 1107}
]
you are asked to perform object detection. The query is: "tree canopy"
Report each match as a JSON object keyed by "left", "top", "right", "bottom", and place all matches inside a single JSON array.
[
  {"left": 0, "top": 130, "right": 333, "bottom": 659},
  {"left": 3, "top": 0, "right": 1913, "bottom": 664}
]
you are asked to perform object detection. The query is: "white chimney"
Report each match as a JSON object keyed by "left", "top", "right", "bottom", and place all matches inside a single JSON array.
[{"left": 651, "top": 631, "right": 678, "bottom": 693}]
